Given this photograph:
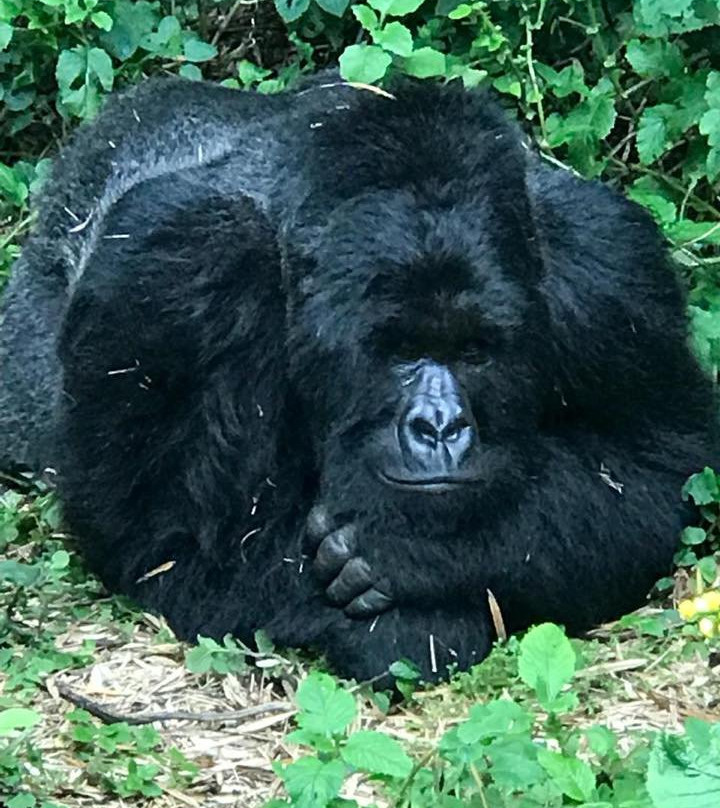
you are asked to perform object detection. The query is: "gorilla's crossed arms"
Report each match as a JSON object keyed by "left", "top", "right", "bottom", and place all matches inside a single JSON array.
[{"left": 0, "top": 76, "right": 715, "bottom": 684}]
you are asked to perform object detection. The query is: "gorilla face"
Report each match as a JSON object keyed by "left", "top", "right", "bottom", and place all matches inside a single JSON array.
[{"left": 291, "top": 192, "right": 546, "bottom": 502}]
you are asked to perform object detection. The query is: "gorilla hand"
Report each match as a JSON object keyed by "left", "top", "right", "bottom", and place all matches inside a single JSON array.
[{"left": 307, "top": 506, "right": 393, "bottom": 619}]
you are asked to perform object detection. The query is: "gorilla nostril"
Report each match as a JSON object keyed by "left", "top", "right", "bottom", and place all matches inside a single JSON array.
[
  {"left": 443, "top": 417, "right": 471, "bottom": 442},
  {"left": 409, "top": 416, "right": 439, "bottom": 445}
]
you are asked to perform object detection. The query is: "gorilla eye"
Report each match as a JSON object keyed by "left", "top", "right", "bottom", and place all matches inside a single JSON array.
[{"left": 460, "top": 340, "right": 491, "bottom": 364}]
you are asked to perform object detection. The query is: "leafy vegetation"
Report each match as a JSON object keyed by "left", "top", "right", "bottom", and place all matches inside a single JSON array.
[{"left": 1, "top": 0, "right": 719, "bottom": 805}]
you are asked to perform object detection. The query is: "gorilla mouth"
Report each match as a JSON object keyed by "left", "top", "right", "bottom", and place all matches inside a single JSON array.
[{"left": 379, "top": 471, "right": 482, "bottom": 492}]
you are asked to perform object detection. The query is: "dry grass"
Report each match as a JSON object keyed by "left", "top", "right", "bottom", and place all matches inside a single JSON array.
[{"left": 7, "top": 602, "right": 719, "bottom": 807}]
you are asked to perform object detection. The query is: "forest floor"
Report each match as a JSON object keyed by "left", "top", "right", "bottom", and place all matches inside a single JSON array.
[{"left": 2, "top": 484, "right": 720, "bottom": 807}]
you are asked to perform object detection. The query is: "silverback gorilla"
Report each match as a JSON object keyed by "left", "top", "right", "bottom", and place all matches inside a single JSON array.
[{"left": 0, "top": 75, "right": 716, "bottom": 684}]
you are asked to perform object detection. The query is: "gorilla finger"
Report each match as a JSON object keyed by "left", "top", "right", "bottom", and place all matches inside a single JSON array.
[
  {"left": 326, "top": 557, "right": 373, "bottom": 606},
  {"left": 306, "top": 504, "right": 334, "bottom": 546},
  {"left": 344, "top": 587, "right": 393, "bottom": 619},
  {"left": 314, "top": 525, "right": 358, "bottom": 582}
]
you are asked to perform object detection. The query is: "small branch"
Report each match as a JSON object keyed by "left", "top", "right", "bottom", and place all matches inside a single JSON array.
[{"left": 54, "top": 680, "right": 293, "bottom": 725}]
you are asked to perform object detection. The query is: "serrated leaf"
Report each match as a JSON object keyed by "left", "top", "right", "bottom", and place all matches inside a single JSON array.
[
  {"left": 183, "top": 38, "right": 217, "bottom": 63},
  {"left": 700, "top": 108, "right": 720, "bottom": 148},
  {"left": 682, "top": 468, "right": 720, "bottom": 505},
  {"left": 518, "top": 623, "right": 576, "bottom": 705},
  {"left": 296, "top": 673, "right": 357, "bottom": 736},
  {"left": 100, "top": 0, "right": 159, "bottom": 61},
  {"left": 342, "top": 730, "right": 413, "bottom": 776},
  {"left": 626, "top": 38, "right": 683, "bottom": 77},
  {"left": 316, "top": 0, "right": 350, "bottom": 15},
  {"left": 274, "top": 0, "right": 311, "bottom": 22},
  {"left": 457, "top": 700, "right": 531, "bottom": 744},
  {"left": 706, "top": 71, "right": 720, "bottom": 108},
  {"left": 283, "top": 757, "right": 345, "bottom": 808},
  {"left": 487, "top": 736, "right": 545, "bottom": 789},
  {"left": 537, "top": 748, "right": 595, "bottom": 801},
  {"left": 339, "top": 44, "right": 391, "bottom": 84},
  {"left": 353, "top": 4, "right": 379, "bottom": 30},
  {"left": 0, "top": 707, "right": 41, "bottom": 735},
  {"left": 707, "top": 147, "right": 720, "bottom": 182},
  {"left": 646, "top": 722, "right": 720, "bottom": 808},
  {"left": 374, "top": 21, "right": 413, "bottom": 56},
  {"left": 403, "top": 47, "right": 446, "bottom": 78},
  {"left": 626, "top": 186, "right": 677, "bottom": 226},
  {"left": 636, "top": 105, "right": 676, "bottom": 164}
]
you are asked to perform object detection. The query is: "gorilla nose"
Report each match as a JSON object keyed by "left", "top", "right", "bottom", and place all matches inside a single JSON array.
[{"left": 399, "top": 392, "right": 476, "bottom": 474}]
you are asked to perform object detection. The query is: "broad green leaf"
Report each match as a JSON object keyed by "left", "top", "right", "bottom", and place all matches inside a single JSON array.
[
  {"left": 0, "top": 560, "right": 41, "bottom": 586},
  {"left": 537, "top": 748, "right": 595, "bottom": 802},
  {"left": 487, "top": 736, "right": 545, "bottom": 789},
  {"left": 183, "top": 38, "right": 217, "bottom": 63},
  {"left": 626, "top": 186, "right": 676, "bottom": 226},
  {"left": 283, "top": 757, "right": 345, "bottom": 808},
  {"left": 87, "top": 47, "right": 114, "bottom": 91},
  {"left": 0, "top": 21, "right": 12, "bottom": 50},
  {"left": 274, "top": 0, "right": 311, "bottom": 22},
  {"left": 316, "top": 0, "right": 351, "bottom": 15},
  {"left": 353, "top": 4, "right": 380, "bottom": 30},
  {"left": 493, "top": 74, "right": 521, "bottom": 98},
  {"left": 518, "top": 623, "right": 576, "bottom": 705},
  {"left": 646, "top": 722, "right": 720, "bottom": 808},
  {"left": 50, "top": 549, "right": 70, "bottom": 570},
  {"left": 681, "top": 526, "right": 707, "bottom": 546},
  {"left": 682, "top": 467, "right": 720, "bottom": 505},
  {"left": 403, "top": 47, "right": 446, "bottom": 78},
  {"left": 700, "top": 108, "right": 720, "bottom": 148},
  {"left": 707, "top": 147, "right": 720, "bottom": 182},
  {"left": 374, "top": 21, "right": 413, "bottom": 56},
  {"left": 0, "top": 708, "right": 41, "bottom": 735},
  {"left": 341, "top": 730, "right": 413, "bottom": 776},
  {"left": 339, "top": 44, "right": 391, "bottom": 84},
  {"left": 387, "top": 0, "right": 425, "bottom": 14},
  {"left": 706, "top": 71, "right": 720, "bottom": 108},
  {"left": 296, "top": 672, "right": 357, "bottom": 736},
  {"left": 626, "top": 38, "right": 683, "bottom": 77},
  {"left": 179, "top": 64, "right": 203, "bottom": 81},
  {"left": 157, "top": 15, "right": 181, "bottom": 42},
  {"left": 91, "top": 10, "right": 113, "bottom": 31},
  {"left": 457, "top": 700, "right": 531, "bottom": 744},
  {"left": 636, "top": 105, "right": 676, "bottom": 164},
  {"left": 99, "top": 0, "right": 158, "bottom": 60}
]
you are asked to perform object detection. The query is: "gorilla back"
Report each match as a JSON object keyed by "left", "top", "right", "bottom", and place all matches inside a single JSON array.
[{"left": 0, "top": 76, "right": 715, "bottom": 683}]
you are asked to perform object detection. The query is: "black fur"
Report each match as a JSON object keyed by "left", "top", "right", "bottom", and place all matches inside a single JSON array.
[{"left": 0, "top": 76, "right": 715, "bottom": 683}]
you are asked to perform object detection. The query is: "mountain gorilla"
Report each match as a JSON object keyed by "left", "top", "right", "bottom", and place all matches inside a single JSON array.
[{"left": 0, "top": 75, "right": 715, "bottom": 683}]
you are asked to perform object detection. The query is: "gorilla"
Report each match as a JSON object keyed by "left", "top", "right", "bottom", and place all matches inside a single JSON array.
[{"left": 0, "top": 75, "right": 715, "bottom": 684}]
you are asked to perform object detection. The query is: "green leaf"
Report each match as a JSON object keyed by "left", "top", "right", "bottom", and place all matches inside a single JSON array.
[
  {"left": 698, "top": 557, "right": 717, "bottom": 585},
  {"left": 457, "top": 700, "right": 531, "bottom": 744},
  {"left": 681, "top": 527, "right": 707, "bottom": 546},
  {"left": 183, "top": 38, "right": 217, "bottom": 63},
  {"left": 0, "top": 707, "right": 41, "bottom": 735},
  {"left": 706, "top": 71, "right": 720, "bottom": 108},
  {"left": 626, "top": 38, "right": 683, "bottom": 77},
  {"left": 274, "top": 0, "right": 311, "bottom": 22},
  {"left": 87, "top": 47, "right": 114, "bottom": 91},
  {"left": 537, "top": 748, "right": 595, "bottom": 802},
  {"left": 91, "top": 10, "right": 113, "bottom": 31},
  {"left": 493, "top": 74, "right": 521, "bottom": 98},
  {"left": 518, "top": 623, "right": 576, "bottom": 706},
  {"left": 636, "top": 105, "right": 676, "bottom": 164},
  {"left": 342, "top": 730, "right": 413, "bottom": 776},
  {"left": 316, "top": 0, "right": 351, "bottom": 15},
  {"left": 646, "top": 722, "right": 720, "bottom": 808},
  {"left": 353, "top": 4, "right": 380, "bottom": 30},
  {"left": 50, "top": 549, "right": 70, "bottom": 570},
  {"left": 179, "top": 64, "right": 203, "bottom": 81},
  {"left": 626, "top": 186, "right": 677, "bottom": 226},
  {"left": 387, "top": 0, "right": 425, "bottom": 14},
  {"left": 339, "top": 44, "right": 392, "bottom": 84},
  {"left": 388, "top": 659, "right": 421, "bottom": 680},
  {"left": 100, "top": 1, "right": 159, "bottom": 61},
  {"left": 700, "top": 108, "right": 720, "bottom": 148},
  {"left": 374, "top": 21, "right": 413, "bottom": 56},
  {"left": 0, "top": 21, "right": 12, "bottom": 50},
  {"left": 282, "top": 757, "right": 345, "bottom": 808},
  {"left": 0, "top": 560, "right": 41, "bottom": 586},
  {"left": 296, "top": 673, "right": 357, "bottom": 736},
  {"left": 682, "top": 468, "right": 720, "bottom": 506},
  {"left": 402, "top": 47, "right": 446, "bottom": 78},
  {"left": 707, "top": 147, "right": 720, "bottom": 182},
  {"left": 487, "top": 736, "right": 545, "bottom": 789},
  {"left": 8, "top": 795, "right": 36, "bottom": 808}
]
